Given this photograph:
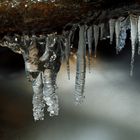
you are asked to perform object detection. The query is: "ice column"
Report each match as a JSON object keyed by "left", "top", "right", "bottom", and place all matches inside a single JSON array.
[
  {"left": 75, "top": 25, "right": 86, "bottom": 104},
  {"left": 130, "top": 15, "right": 138, "bottom": 76},
  {"left": 99, "top": 23, "right": 105, "bottom": 40},
  {"left": 93, "top": 25, "right": 99, "bottom": 57},
  {"left": 138, "top": 16, "right": 140, "bottom": 55},
  {"left": 118, "top": 17, "right": 130, "bottom": 51},
  {"left": 32, "top": 72, "right": 45, "bottom": 121},
  {"left": 40, "top": 34, "right": 60, "bottom": 116},
  {"left": 63, "top": 29, "right": 75, "bottom": 80}
]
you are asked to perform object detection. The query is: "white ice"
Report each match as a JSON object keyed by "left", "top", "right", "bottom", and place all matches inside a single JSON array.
[
  {"left": 93, "top": 25, "right": 99, "bottom": 58},
  {"left": 115, "top": 17, "right": 125, "bottom": 54},
  {"left": 75, "top": 25, "right": 86, "bottom": 104},
  {"left": 138, "top": 16, "right": 140, "bottom": 55},
  {"left": 109, "top": 19, "right": 116, "bottom": 44}
]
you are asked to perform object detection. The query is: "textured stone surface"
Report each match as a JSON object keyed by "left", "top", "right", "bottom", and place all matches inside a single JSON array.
[{"left": 0, "top": 0, "right": 139, "bottom": 35}]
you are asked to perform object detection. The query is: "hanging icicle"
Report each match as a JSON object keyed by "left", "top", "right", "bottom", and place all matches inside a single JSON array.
[
  {"left": 75, "top": 25, "right": 86, "bottom": 104},
  {"left": 103, "top": 22, "right": 110, "bottom": 39},
  {"left": 32, "top": 72, "right": 45, "bottom": 121},
  {"left": 118, "top": 17, "right": 130, "bottom": 52},
  {"left": 93, "top": 25, "right": 99, "bottom": 58},
  {"left": 40, "top": 34, "right": 62, "bottom": 116},
  {"left": 63, "top": 32, "right": 71, "bottom": 80},
  {"left": 1, "top": 10, "right": 140, "bottom": 122},
  {"left": 130, "top": 14, "right": 138, "bottom": 76},
  {"left": 99, "top": 23, "right": 105, "bottom": 40},
  {"left": 109, "top": 19, "right": 116, "bottom": 44},
  {"left": 87, "top": 26, "right": 93, "bottom": 57},
  {"left": 87, "top": 26, "right": 93, "bottom": 72},
  {"left": 115, "top": 17, "right": 125, "bottom": 54},
  {"left": 63, "top": 25, "right": 78, "bottom": 80},
  {"left": 138, "top": 16, "right": 140, "bottom": 55},
  {"left": 23, "top": 35, "right": 46, "bottom": 120}
]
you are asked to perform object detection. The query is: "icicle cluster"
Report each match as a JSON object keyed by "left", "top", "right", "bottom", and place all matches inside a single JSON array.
[{"left": 0, "top": 13, "right": 140, "bottom": 121}]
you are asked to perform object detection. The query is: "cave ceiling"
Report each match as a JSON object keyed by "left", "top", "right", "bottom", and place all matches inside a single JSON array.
[{"left": 0, "top": 0, "right": 139, "bottom": 35}]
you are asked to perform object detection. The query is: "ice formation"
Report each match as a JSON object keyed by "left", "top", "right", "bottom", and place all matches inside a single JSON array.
[
  {"left": 99, "top": 23, "right": 105, "bottom": 40},
  {"left": 75, "top": 25, "right": 86, "bottom": 104},
  {"left": 63, "top": 25, "right": 77, "bottom": 79},
  {"left": 130, "top": 15, "right": 138, "bottom": 76},
  {"left": 0, "top": 33, "right": 63, "bottom": 120},
  {"left": 93, "top": 25, "right": 99, "bottom": 58},
  {"left": 87, "top": 26, "right": 93, "bottom": 72},
  {"left": 118, "top": 17, "right": 130, "bottom": 52},
  {"left": 0, "top": 11, "right": 140, "bottom": 120},
  {"left": 138, "top": 16, "right": 140, "bottom": 55},
  {"left": 109, "top": 19, "right": 116, "bottom": 44}
]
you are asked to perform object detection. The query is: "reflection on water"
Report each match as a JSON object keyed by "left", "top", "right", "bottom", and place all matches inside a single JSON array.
[{"left": 0, "top": 50, "right": 140, "bottom": 140}]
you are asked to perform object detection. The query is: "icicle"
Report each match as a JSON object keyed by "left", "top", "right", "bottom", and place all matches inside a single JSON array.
[
  {"left": 93, "top": 25, "right": 99, "bottom": 58},
  {"left": 63, "top": 25, "right": 78, "bottom": 79},
  {"left": 99, "top": 23, "right": 105, "bottom": 40},
  {"left": 32, "top": 72, "right": 45, "bottom": 121},
  {"left": 69, "top": 25, "right": 78, "bottom": 49},
  {"left": 85, "top": 25, "right": 89, "bottom": 45},
  {"left": 130, "top": 15, "right": 138, "bottom": 76},
  {"left": 1, "top": 35, "right": 22, "bottom": 54},
  {"left": 40, "top": 34, "right": 62, "bottom": 116},
  {"left": 118, "top": 27, "right": 127, "bottom": 51},
  {"left": 115, "top": 17, "right": 125, "bottom": 54},
  {"left": 87, "top": 26, "right": 93, "bottom": 72},
  {"left": 75, "top": 25, "right": 86, "bottom": 104},
  {"left": 138, "top": 16, "right": 140, "bottom": 55},
  {"left": 65, "top": 38, "right": 71, "bottom": 80},
  {"left": 63, "top": 31, "right": 71, "bottom": 80},
  {"left": 104, "top": 22, "right": 110, "bottom": 39},
  {"left": 43, "top": 69, "right": 59, "bottom": 116},
  {"left": 118, "top": 17, "right": 130, "bottom": 52},
  {"left": 109, "top": 19, "right": 116, "bottom": 44},
  {"left": 87, "top": 26, "right": 93, "bottom": 57},
  {"left": 23, "top": 35, "right": 45, "bottom": 120}
]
